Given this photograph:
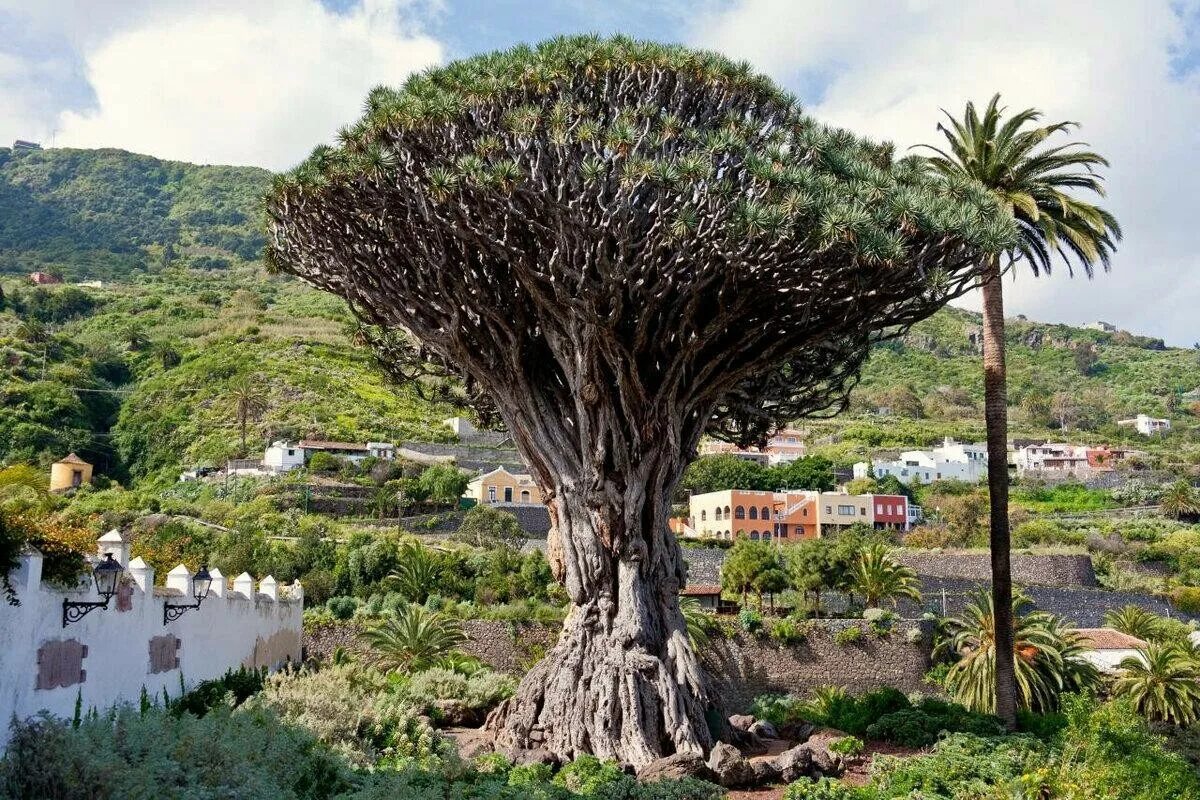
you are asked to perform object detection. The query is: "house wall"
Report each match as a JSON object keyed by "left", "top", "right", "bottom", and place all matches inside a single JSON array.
[
  {"left": 0, "top": 550, "right": 302, "bottom": 753},
  {"left": 49, "top": 461, "right": 93, "bottom": 492},
  {"left": 818, "top": 492, "right": 871, "bottom": 530},
  {"left": 467, "top": 469, "right": 542, "bottom": 504}
]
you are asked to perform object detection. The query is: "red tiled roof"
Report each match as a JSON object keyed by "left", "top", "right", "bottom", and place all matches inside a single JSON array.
[
  {"left": 55, "top": 452, "right": 89, "bottom": 465},
  {"left": 1074, "top": 628, "right": 1147, "bottom": 650},
  {"left": 298, "top": 440, "right": 368, "bottom": 451},
  {"left": 680, "top": 584, "right": 722, "bottom": 597}
]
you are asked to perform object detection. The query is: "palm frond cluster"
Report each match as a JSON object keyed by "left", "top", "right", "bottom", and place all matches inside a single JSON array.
[
  {"left": 1104, "top": 604, "right": 1200, "bottom": 725},
  {"left": 937, "top": 589, "right": 1099, "bottom": 714},
  {"left": 267, "top": 35, "right": 1016, "bottom": 448}
]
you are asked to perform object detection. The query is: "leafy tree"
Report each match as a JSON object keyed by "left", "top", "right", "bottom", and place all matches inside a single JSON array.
[
  {"left": 722, "top": 539, "right": 782, "bottom": 610},
  {"left": 358, "top": 604, "right": 466, "bottom": 673},
  {"left": 937, "top": 588, "right": 1099, "bottom": 714},
  {"left": 267, "top": 36, "right": 1011, "bottom": 764},
  {"left": 918, "top": 95, "right": 1120, "bottom": 726},
  {"left": 1112, "top": 644, "right": 1200, "bottom": 725},
  {"left": 453, "top": 505, "right": 524, "bottom": 550},
  {"left": 849, "top": 543, "right": 921, "bottom": 608},
  {"left": 681, "top": 454, "right": 769, "bottom": 494},
  {"left": 415, "top": 463, "right": 469, "bottom": 505},
  {"left": 369, "top": 485, "right": 398, "bottom": 520}
]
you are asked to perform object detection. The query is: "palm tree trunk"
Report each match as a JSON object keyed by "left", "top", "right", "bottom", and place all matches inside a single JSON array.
[{"left": 981, "top": 258, "right": 1017, "bottom": 727}]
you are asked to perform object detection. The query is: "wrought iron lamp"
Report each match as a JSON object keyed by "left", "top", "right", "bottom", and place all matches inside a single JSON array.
[
  {"left": 163, "top": 565, "right": 212, "bottom": 624},
  {"left": 62, "top": 553, "right": 122, "bottom": 628}
]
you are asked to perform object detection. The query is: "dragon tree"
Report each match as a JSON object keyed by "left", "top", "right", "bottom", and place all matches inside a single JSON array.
[{"left": 266, "top": 35, "right": 1014, "bottom": 768}]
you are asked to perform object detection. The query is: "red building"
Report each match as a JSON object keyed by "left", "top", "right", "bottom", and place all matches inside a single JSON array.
[
  {"left": 869, "top": 494, "right": 909, "bottom": 531},
  {"left": 29, "top": 271, "right": 61, "bottom": 285}
]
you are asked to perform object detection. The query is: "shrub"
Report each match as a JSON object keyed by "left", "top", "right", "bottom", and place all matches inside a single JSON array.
[
  {"left": 554, "top": 754, "right": 624, "bottom": 794},
  {"left": 828, "top": 735, "right": 865, "bottom": 757},
  {"left": 863, "top": 607, "right": 896, "bottom": 635},
  {"left": 738, "top": 607, "right": 763, "bottom": 633},
  {"left": 782, "top": 777, "right": 867, "bottom": 800},
  {"left": 869, "top": 732, "right": 1043, "bottom": 797},
  {"left": 770, "top": 616, "right": 811, "bottom": 646},
  {"left": 404, "top": 667, "right": 516, "bottom": 712},
  {"left": 834, "top": 625, "right": 863, "bottom": 646},
  {"left": 1172, "top": 586, "right": 1200, "bottom": 615},
  {"left": 865, "top": 700, "right": 1003, "bottom": 748},
  {"left": 327, "top": 595, "right": 360, "bottom": 620},
  {"left": 307, "top": 452, "right": 341, "bottom": 473},
  {"left": 750, "top": 693, "right": 807, "bottom": 728},
  {"left": 170, "top": 666, "right": 266, "bottom": 718}
]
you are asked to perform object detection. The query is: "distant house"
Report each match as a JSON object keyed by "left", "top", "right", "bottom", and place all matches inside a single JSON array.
[
  {"left": 12, "top": 140, "right": 41, "bottom": 151},
  {"left": 443, "top": 416, "right": 478, "bottom": 437},
  {"left": 854, "top": 437, "right": 987, "bottom": 485},
  {"left": 698, "top": 428, "right": 808, "bottom": 465},
  {"left": 260, "top": 440, "right": 397, "bottom": 474},
  {"left": 29, "top": 272, "right": 61, "bottom": 285},
  {"left": 1117, "top": 414, "right": 1171, "bottom": 436},
  {"left": 465, "top": 467, "right": 542, "bottom": 505},
  {"left": 688, "top": 489, "right": 818, "bottom": 542},
  {"left": 1084, "top": 321, "right": 1117, "bottom": 333},
  {"left": 49, "top": 453, "right": 93, "bottom": 492},
  {"left": 679, "top": 584, "right": 734, "bottom": 613},
  {"left": 1074, "top": 628, "right": 1146, "bottom": 673}
]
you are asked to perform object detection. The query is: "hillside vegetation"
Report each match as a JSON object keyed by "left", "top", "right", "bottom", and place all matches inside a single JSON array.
[{"left": 1, "top": 146, "right": 1198, "bottom": 485}]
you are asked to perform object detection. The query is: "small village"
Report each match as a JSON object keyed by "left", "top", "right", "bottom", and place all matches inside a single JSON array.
[{"left": 2, "top": 14, "right": 1200, "bottom": 800}]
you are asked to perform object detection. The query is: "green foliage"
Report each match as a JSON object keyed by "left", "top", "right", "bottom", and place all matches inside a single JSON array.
[
  {"left": 848, "top": 543, "right": 921, "bottom": 608},
  {"left": 358, "top": 604, "right": 466, "bottom": 673},
  {"left": 864, "top": 700, "right": 1004, "bottom": 747},
  {"left": 938, "top": 588, "right": 1100, "bottom": 714},
  {"left": 1112, "top": 643, "right": 1200, "bottom": 725},
  {"left": 452, "top": 504, "right": 524, "bottom": 550},
  {"left": 402, "top": 667, "right": 516, "bottom": 713},
  {"left": 681, "top": 454, "right": 835, "bottom": 495},
  {"left": 783, "top": 777, "right": 869, "bottom": 800},
  {"left": 834, "top": 626, "right": 863, "bottom": 646},
  {"left": 827, "top": 736, "right": 865, "bottom": 757}
]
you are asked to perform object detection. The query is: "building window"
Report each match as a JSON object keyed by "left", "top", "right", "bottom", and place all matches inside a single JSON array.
[
  {"left": 504, "top": 487, "right": 513, "bottom": 502},
  {"left": 488, "top": 487, "right": 496, "bottom": 502},
  {"left": 749, "top": 531, "right": 759, "bottom": 540},
  {"left": 735, "top": 506, "right": 745, "bottom": 519},
  {"left": 714, "top": 508, "right": 722, "bottom": 521},
  {"left": 701, "top": 510, "right": 706, "bottom": 521},
  {"left": 71, "top": 470, "right": 83, "bottom": 487},
  {"left": 520, "top": 490, "right": 530, "bottom": 502},
  {"left": 761, "top": 506, "right": 770, "bottom": 519},
  {"left": 778, "top": 526, "right": 788, "bottom": 537},
  {"left": 724, "top": 505, "right": 731, "bottom": 519},
  {"left": 838, "top": 505, "right": 854, "bottom": 515},
  {"left": 860, "top": 508, "right": 866, "bottom": 516},
  {"left": 762, "top": 531, "right": 771, "bottom": 541},
  {"left": 749, "top": 507, "right": 758, "bottom": 520},
  {"left": 826, "top": 506, "right": 832, "bottom": 514},
  {"left": 287, "top": 449, "right": 295, "bottom": 456}
]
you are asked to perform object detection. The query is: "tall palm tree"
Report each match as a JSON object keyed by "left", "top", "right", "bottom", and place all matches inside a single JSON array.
[
  {"left": 226, "top": 374, "right": 267, "bottom": 456},
  {"left": 849, "top": 543, "right": 921, "bottom": 608},
  {"left": 1112, "top": 643, "right": 1200, "bottom": 725},
  {"left": 383, "top": 541, "right": 440, "bottom": 603},
  {"left": 917, "top": 95, "right": 1121, "bottom": 725}
]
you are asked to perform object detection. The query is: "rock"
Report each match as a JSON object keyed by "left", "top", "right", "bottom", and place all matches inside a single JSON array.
[
  {"left": 773, "top": 743, "right": 815, "bottom": 783},
  {"left": 728, "top": 714, "right": 756, "bottom": 732},
  {"left": 431, "top": 699, "right": 481, "bottom": 727},
  {"left": 706, "top": 742, "right": 756, "bottom": 788},
  {"left": 748, "top": 719, "right": 779, "bottom": 740},
  {"left": 805, "top": 727, "right": 850, "bottom": 749},
  {"left": 750, "top": 759, "right": 782, "bottom": 785},
  {"left": 637, "top": 753, "right": 716, "bottom": 782},
  {"left": 447, "top": 727, "right": 494, "bottom": 760}
]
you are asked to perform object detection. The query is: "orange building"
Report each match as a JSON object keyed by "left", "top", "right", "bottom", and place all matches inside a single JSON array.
[{"left": 686, "top": 489, "right": 818, "bottom": 541}]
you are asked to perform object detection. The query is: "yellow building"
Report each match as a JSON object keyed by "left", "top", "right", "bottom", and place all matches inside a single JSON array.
[
  {"left": 816, "top": 492, "right": 871, "bottom": 534},
  {"left": 50, "top": 453, "right": 93, "bottom": 492},
  {"left": 465, "top": 467, "right": 542, "bottom": 505}
]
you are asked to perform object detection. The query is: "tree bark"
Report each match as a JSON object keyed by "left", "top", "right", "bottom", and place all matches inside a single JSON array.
[
  {"left": 487, "top": 459, "right": 714, "bottom": 768},
  {"left": 981, "top": 258, "right": 1017, "bottom": 727}
]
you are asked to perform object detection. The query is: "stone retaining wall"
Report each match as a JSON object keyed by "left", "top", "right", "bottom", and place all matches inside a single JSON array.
[
  {"left": 894, "top": 551, "right": 1096, "bottom": 588},
  {"left": 307, "top": 618, "right": 934, "bottom": 713}
]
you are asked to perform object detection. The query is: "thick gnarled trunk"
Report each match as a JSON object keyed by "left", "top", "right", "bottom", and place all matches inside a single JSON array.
[{"left": 488, "top": 463, "right": 714, "bottom": 768}]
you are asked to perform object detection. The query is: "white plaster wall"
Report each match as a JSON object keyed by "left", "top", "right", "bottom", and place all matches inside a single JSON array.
[{"left": 0, "top": 551, "right": 301, "bottom": 751}]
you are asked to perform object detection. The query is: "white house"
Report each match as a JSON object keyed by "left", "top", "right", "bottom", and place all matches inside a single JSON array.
[
  {"left": 853, "top": 437, "right": 988, "bottom": 485},
  {"left": 444, "top": 416, "right": 478, "bottom": 437},
  {"left": 263, "top": 441, "right": 306, "bottom": 473},
  {"left": 1074, "top": 628, "right": 1147, "bottom": 673},
  {"left": 1117, "top": 414, "right": 1171, "bottom": 436}
]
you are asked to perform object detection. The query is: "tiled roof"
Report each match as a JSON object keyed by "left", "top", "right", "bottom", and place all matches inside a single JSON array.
[
  {"left": 680, "top": 584, "right": 722, "bottom": 596},
  {"left": 298, "top": 440, "right": 369, "bottom": 451},
  {"left": 55, "top": 452, "right": 89, "bottom": 465},
  {"left": 1074, "top": 628, "right": 1148, "bottom": 650}
]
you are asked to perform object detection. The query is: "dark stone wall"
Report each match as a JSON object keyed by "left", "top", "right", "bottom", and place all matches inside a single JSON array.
[{"left": 893, "top": 551, "right": 1097, "bottom": 588}]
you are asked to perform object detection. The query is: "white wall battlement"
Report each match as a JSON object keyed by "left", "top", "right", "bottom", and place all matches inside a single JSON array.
[{"left": 0, "top": 532, "right": 302, "bottom": 752}]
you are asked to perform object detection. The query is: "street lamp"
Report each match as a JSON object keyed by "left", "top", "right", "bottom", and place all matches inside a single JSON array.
[
  {"left": 62, "top": 553, "right": 123, "bottom": 628},
  {"left": 163, "top": 565, "right": 213, "bottom": 624}
]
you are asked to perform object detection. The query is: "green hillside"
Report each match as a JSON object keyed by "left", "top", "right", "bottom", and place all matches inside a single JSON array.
[
  {"left": 1, "top": 146, "right": 1198, "bottom": 484},
  {"left": 0, "top": 146, "right": 270, "bottom": 280}
]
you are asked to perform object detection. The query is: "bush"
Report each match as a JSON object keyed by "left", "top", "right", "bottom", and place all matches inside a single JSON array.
[
  {"left": 170, "top": 666, "right": 266, "bottom": 718},
  {"left": 1172, "top": 586, "right": 1200, "bottom": 615},
  {"left": 834, "top": 625, "right": 863, "bottom": 646},
  {"left": 828, "top": 736, "right": 865, "bottom": 757},
  {"left": 307, "top": 451, "right": 341, "bottom": 473},
  {"left": 403, "top": 667, "right": 516, "bottom": 712},
  {"left": 327, "top": 595, "right": 360, "bottom": 620},
  {"left": 738, "top": 607, "right": 763, "bottom": 633},
  {"left": 782, "top": 777, "right": 867, "bottom": 800},
  {"left": 769, "top": 616, "right": 811, "bottom": 645},
  {"left": 865, "top": 701, "right": 1003, "bottom": 747}
]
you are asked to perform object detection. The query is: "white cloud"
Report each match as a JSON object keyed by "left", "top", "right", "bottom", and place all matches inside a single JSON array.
[
  {"left": 35, "top": 0, "right": 443, "bottom": 169},
  {"left": 690, "top": 0, "right": 1200, "bottom": 345}
]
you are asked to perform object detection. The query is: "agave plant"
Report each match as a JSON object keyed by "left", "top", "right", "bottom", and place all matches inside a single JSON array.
[
  {"left": 1104, "top": 605, "right": 1164, "bottom": 643},
  {"left": 1112, "top": 643, "right": 1200, "bottom": 725},
  {"left": 358, "top": 604, "right": 466, "bottom": 674},
  {"left": 938, "top": 589, "right": 1099, "bottom": 714},
  {"left": 849, "top": 543, "right": 921, "bottom": 608}
]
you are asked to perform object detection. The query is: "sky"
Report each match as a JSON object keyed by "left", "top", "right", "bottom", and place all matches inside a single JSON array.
[{"left": 1, "top": 0, "right": 1198, "bottom": 344}]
